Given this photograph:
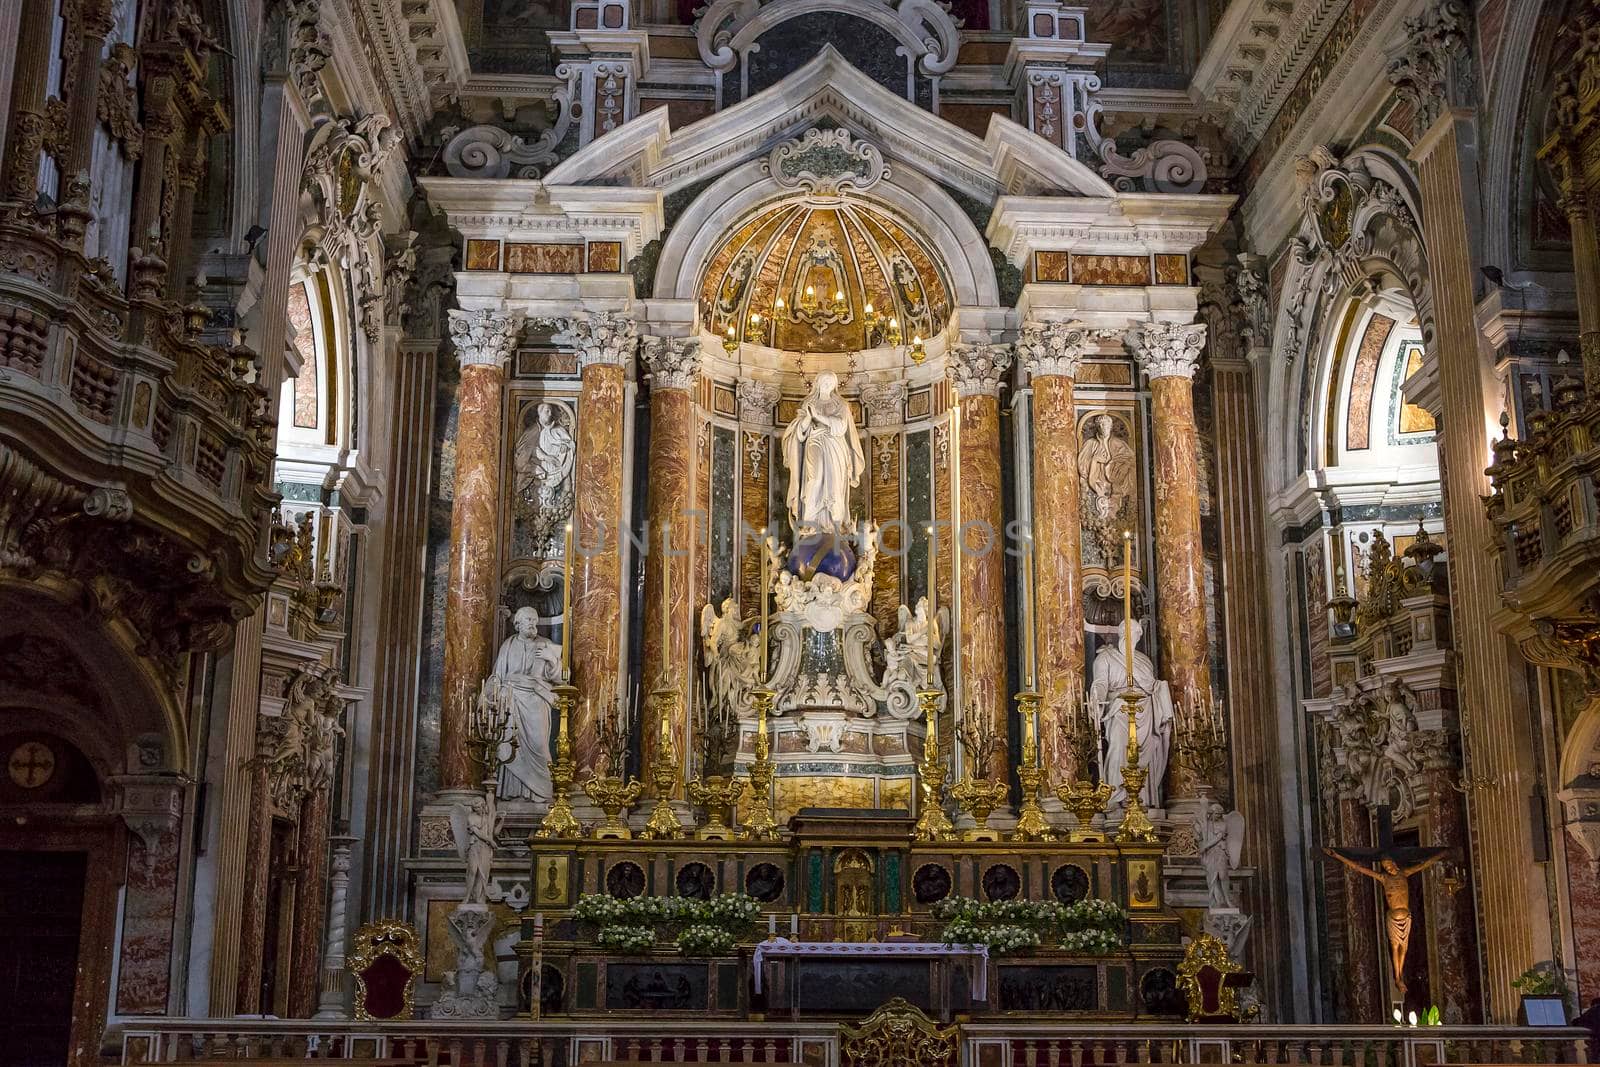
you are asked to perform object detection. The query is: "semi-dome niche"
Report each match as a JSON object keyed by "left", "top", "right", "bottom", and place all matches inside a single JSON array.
[{"left": 697, "top": 197, "right": 952, "bottom": 354}]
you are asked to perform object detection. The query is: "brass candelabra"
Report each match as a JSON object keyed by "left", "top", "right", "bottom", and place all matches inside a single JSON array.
[
  {"left": 1057, "top": 778, "right": 1113, "bottom": 843},
  {"left": 741, "top": 687, "right": 780, "bottom": 840},
  {"left": 466, "top": 677, "right": 517, "bottom": 786},
  {"left": 952, "top": 706, "right": 1007, "bottom": 842},
  {"left": 641, "top": 688, "right": 688, "bottom": 840},
  {"left": 583, "top": 772, "right": 643, "bottom": 839},
  {"left": 1175, "top": 684, "right": 1228, "bottom": 790},
  {"left": 689, "top": 774, "right": 747, "bottom": 840},
  {"left": 1115, "top": 688, "right": 1159, "bottom": 843},
  {"left": 533, "top": 685, "right": 583, "bottom": 839},
  {"left": 912, "top": 689, "right": 954, "bottom": 842},
  {"left": 1011, "top": 691, "right": 1053, "bottom": 841}
]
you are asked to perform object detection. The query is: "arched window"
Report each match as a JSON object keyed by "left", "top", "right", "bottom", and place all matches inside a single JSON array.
[{"left": 278, "top": 272, "right": 346, "bottom": 449}]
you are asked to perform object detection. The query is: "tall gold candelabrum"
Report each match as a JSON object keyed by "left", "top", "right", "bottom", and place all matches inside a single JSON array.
[
  {"left": 467, "top": 678, "right": 517, "bottom": 787},
  {"left": 1116, "top": 687, "right": 1159, "bottom": 843},
  {"left": 913, "top": 690, "right": 954, "bottom": 842},
  {"left": 952, "top": 705, "right": 1008, "bottom": 842},
  {"left": 1175, "top": 684, "right": 1228, "bottom": 795},
  {"left": 533, "top": 685, "right": 583, "bottom": 839},
  {"left": 741, "top": 687, "right": 780, "bottom": 840},
  {"left": 1011, "top": 691, "right": 1053, "bottom": 841},
  {"left": 641, "top": 688, "right": 687, "bottom": 839}
]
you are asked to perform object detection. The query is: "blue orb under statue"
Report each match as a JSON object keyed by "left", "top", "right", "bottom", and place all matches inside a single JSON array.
[{"left": 785, "top": 531, "right": 857, "bottom": 582}]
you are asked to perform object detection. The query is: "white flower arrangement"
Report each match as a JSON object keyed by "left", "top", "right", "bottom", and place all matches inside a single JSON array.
[
  {"left": 933, "top": 896, "right": 1127, "bottom": 956},
  {"left": 573, "top": 892, "right": 759, "bottom": 956}
]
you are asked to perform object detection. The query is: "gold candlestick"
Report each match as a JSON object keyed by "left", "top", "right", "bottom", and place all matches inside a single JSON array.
[
  {"left": 912, "top": 690, "right": 954, "bottom": 841},
  {"left": 583, "top": 771, "right": 643, "bottom": 839},
  {"left": 641, "top": 689, "right": 687, "bottom": 839},
  {"left": 1115, "top": 689, "right": 1158, "bottom": 843},
  {"left": 1012, "top": 690, "right": 1053, "bottom": 841},
  {"left": 689, "top": 774, "right": 747, "bottom": 841},
  {"left": 533, "top": 685, "right": 582, "bottom": 839},
  {"left": 742, "top": 687, "right": 780, "bottom": 840},
  {"left": 1057, "top": 778, "right": 1113, "bottom": 843}
]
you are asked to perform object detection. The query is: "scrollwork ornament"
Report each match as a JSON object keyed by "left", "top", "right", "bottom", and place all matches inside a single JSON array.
[
  {"left": 762, "top": 127, "right": 888, "bottom": 199},
  {"left": 1017, "top": 320, "right": 1092, "bottom": 379},
  {"left": 1129, "top": 322, "right": 1207, "bottom": 381},
  {"left": 946, "top": 343, "right": 1012, "bottom": 397},
  {"left": 448, "top": 309, "right": 525, "bottom": 369},
  {"left": 442, "top": 69, "right": 578, "bottom": 179}
]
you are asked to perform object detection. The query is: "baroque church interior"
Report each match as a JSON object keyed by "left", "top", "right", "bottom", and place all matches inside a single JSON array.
[{"left": 6, "top": 0, "right": 1600, "bottom": 1059}]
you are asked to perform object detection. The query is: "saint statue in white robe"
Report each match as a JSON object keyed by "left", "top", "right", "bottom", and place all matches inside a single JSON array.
[
  {"left": 1088, "top": 619, "right": 1173, "bottom": 809},
  {"left": 491, "top": 606, "right": 562, "bottom": 804},
  {"left": 780, "top": 371, "right": 864, "bottom": 535}
]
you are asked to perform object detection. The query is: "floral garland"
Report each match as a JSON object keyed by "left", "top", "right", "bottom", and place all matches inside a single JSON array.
[
  {"left": 573, "top": 893, "right": 761, "bottom": 956},
  {"left": 931, "top": 897, "right": 1127, "bottom": 956}
]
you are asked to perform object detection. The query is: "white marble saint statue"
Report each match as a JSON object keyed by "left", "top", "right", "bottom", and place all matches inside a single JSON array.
[
  {"left": 780, "top": 371, "right": 864, "bottom": 534},
  {"left": 514, "top": 402, "right": 575, "bottom": 505},
  {"left": 452, "top": 789, "right": 502, "bottom": 906},
  {"left": 1088, "top": 619, "right": 1173, "bottom": 809},
  {"left": 491, "top": 606, "right": 562, "bottom": 803},
  {"left": 1196, "top": 801, "right": 1246, "bottom": 909},
  {"left": 884, "top": 598, "right": 946, "bottom": 690},
  {"left": 701, "top": 598, "right": 762, "bottom": 722}
]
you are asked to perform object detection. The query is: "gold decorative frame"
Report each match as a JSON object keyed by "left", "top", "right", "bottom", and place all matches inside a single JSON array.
[
  {"left": 349, "top": 918, "right": 423, "bottom": 1020},
  {"left": 840, "top": 997, "right": 956, "bottom": 1067},
  {"left": 1176, "top": 933, "right": 1243, "bottom": 1022}
]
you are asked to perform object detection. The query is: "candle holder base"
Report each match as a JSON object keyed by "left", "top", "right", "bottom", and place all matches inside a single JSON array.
[
  {"left": 1116, "top": 765, "right": 1160, "bottom": 844},
  {"left": 582, "top": 774, "right": 643, "bottom": 840},
  {"left": 913, "top": 689, "right": 954, "bottom": 842},
  {"left": 533, "top": 686, "right": 583, "bottom": 840},
  {"left": 1013, "top": 764, "right": 1055, "bottom": 842},
  {"left": 1056, "top": 780, "right": 1112, "bottom": 843},
  {"left": 689, "top": 775, "right": 747, "bottom": 841},
  {"left": 741, "top": 688, "right": 782, "bottom": 840}
]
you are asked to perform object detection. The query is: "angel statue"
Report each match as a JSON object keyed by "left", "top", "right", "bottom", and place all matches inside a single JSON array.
[
  {"left": 883, "top": 598, "right": 947, "bottom": 691},
  {"left": 1088, "top": 619, "right": 1174, "bottom": 809},
  {"left": 1196, "top": 802, "right": 1246, "bottom": 909},
  {"left": 452, "top": 789, "right": 502, "bottom": 906},
  {"left": 702, "top": 598, "right": 762, "bottom": 721}
]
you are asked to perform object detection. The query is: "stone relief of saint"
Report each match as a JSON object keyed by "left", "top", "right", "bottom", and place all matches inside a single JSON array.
[
  {"left": 780, "top": 371, "right": 864, "bottom": 536},
  {"left": 512, "top": 402, "right": 575, "bottom": 553},
  {"left": 1079, "top": 412, "right": 1137, "bottom": 562},
  {"left": 491, "top": 606, "right": 563, "bottom": 804}
]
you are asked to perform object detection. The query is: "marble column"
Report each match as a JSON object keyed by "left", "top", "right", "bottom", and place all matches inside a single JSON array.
[
  {"left": 315, "top": 835, "right": 356, "bottom": 1018},
  {"left": 948, "top": 343, "right": 1013, "bottom": 784},
  {"left": 1421, "top": 760, "right": 1482, "bottom": 1022},
  {"left": 737, "top": 380, "right": 779, "bottom": 621},
  {"left": 235, "top": 753, "right": 274, "bottom": 1013},
  {"left": 1129, "top": 321, "right": 1212, "bottom": 800},
  {"left": 1413, "top": 112, "right": 1539, "bottom": 1019},
  {"left": 113, "top": 776, "right": 185, "bottom": 1015},
  {"left": 1017, "top": 321, "right": 1092, "bottom": 784},
  {"left": 1336, "top": 796, "right": 1385, "bottom": 1022},
  {"left": 288, "top": 784, "right": 332, "bottom": 1018},
  {"left": 439, "top": 309, "right": 524, "bottom": 792},
  {"left": 861, "top": 382, "right": 906, "bottom": 636},
  {"left": 641, "top": 336, "right": 703, "bottom": 786},
  {"left": 562, "top": 312, "right": 639, "bottom": 771}
]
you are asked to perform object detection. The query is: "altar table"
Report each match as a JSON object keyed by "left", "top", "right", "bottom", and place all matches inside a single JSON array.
[{"left": 751, "top": 938, "right": 988, "bottom": 1021}]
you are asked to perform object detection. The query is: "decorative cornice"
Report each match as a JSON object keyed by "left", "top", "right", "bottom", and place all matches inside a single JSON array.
[
  {"left": 946, "top": 343, "right": 1013, "bottom": 398},
  {"left": 1017, "top": 320, "right": 1093, "bottom": 380},
  {"left": 447, "top": 308, "right": 524, "bottom": 368},
  {"left": 1128, "top": 322, "right": 1207, "bottom": 381},
  {"left": 641, "top": 336, "right": 704, "bottom": 390},
  {"left": 542, "top": 311, "right": 638, "bottom": 370}
]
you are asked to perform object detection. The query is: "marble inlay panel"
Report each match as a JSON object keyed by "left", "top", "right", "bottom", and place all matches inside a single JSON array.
[{"left": 710, "top": 425, "right": 736, "bottom": 606}]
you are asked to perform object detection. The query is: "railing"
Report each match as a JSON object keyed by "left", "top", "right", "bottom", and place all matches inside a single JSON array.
[{"left": 120, "top": 1019, "right": 1591, "bottom": 1066}]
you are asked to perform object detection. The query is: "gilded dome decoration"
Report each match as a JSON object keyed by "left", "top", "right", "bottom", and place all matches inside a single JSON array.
[{"left": 697, "top": 198, "right": 952, "bottom": 354}]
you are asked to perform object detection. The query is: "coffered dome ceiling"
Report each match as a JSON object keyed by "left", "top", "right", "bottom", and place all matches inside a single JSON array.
[{"left": 697, "top": 198, "right": 952, "bottom": 354}]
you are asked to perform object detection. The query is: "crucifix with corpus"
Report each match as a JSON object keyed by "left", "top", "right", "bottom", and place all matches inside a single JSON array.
[{"left": 1323, "top": 805, "right": 1449, "bottom": 1002}]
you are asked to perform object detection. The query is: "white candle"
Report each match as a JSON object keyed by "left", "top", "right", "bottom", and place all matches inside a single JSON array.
[{"left": 561, "top": 522, "right": 574, "bottom": 680}]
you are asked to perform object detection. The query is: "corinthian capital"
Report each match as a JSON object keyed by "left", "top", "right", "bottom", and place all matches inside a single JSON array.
[
  {"left": 642, "top": 336, "right": 704, "bottom": 390},
  {"left": 544, "top": 311, "right": 639, "bottom": 370},
  {"left": 946, "top": 342, "right": 1013, "bottom": 398},
  {"left": 447, "top": 308, "right": 525, "bottom": 368},
  {"left": 1017, "top": 320, "right": 1093, "bottom": 380},
  {"left": 859, "top": 381, "right": 906, "bottom": 427},
  {"left": 1128, "top": 322, "right": 1207, "bottom": 381},
  {"left": 737, "top": 379, "right": 781, "bottom": 424}
]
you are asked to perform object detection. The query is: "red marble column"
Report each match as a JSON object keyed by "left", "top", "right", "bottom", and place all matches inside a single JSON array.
[
  {"left": 235, "top": 758, "right": 274, "bottom": 1013},
  {"left": 564, "top": 313, "right": 638, "bottom": 770},
  {"left": 287, "top": 785, "right": 331, "bottom": 1018},
  {"left": 1018, "top": 322, "right": 1092, "bottom": 784},
  {"left": 1337, "top": 796, "right": 1385, "bottom": 1022},
  {"left": 1422, "top": 763, "right": 1482, "bottom": 1022},
  {"left": 113, "top": 777, "right": 185, "bottom": 1015},
  {"left": 439, "top": 309, "right": 524, "bottom": 792},
  {"left": 1129, "top": 322, "right": 1212, "bottom": 800},
  {"left": 641, "top": 337, "right": 702, "bottom": 785},
  {"left": 949, "top": 343, "right": 1013, "bottom": 784}
]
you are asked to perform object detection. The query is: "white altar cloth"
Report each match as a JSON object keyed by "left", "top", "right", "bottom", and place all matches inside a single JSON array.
[{"left": 750, "top": 938, "right": 989, "bottom": 999}]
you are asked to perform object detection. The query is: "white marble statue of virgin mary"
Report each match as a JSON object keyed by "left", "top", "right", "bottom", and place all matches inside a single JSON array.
[{"left": 780, "top": 371, "right": 865, "bottom": 534}]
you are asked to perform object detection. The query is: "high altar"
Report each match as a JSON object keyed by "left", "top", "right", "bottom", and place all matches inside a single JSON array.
[{"left": 409, "top": 27, "right": 1245, "bottom": 1023}]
